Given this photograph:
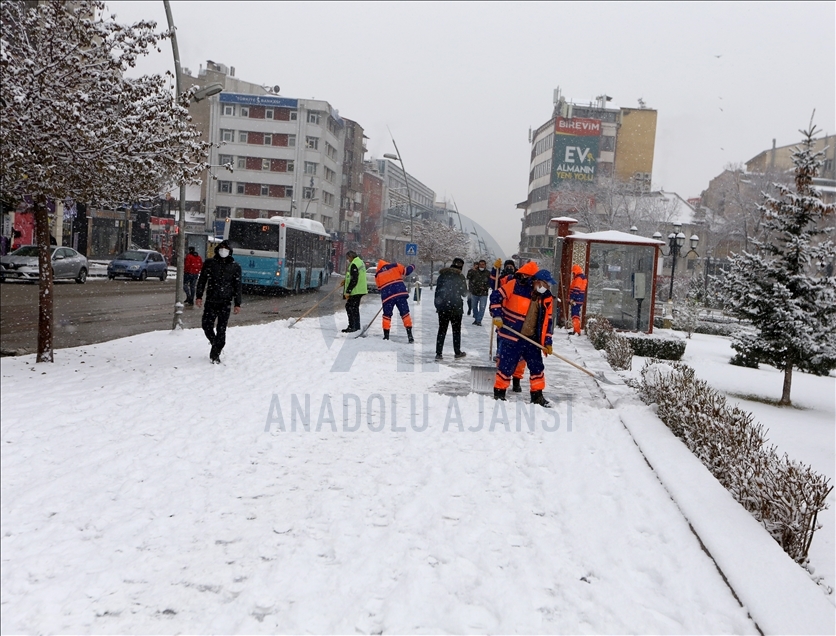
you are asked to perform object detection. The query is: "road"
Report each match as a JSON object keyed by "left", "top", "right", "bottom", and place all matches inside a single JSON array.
[{"left": 0, "top": 277, "right": 346, "bottom": 355}]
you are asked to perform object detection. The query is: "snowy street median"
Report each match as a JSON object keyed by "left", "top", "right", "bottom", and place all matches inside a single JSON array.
[{"left": 0, "top": 293, "right": 825, "bottom": 633}]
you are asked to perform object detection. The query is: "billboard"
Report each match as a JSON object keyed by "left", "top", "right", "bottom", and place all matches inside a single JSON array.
[{"left": 552, "top": 117, "right": 601, "bottom": 186}]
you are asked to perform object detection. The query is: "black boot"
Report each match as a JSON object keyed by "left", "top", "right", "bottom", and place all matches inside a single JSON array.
[
  {"left": 493, "top": 387, "right": 507, "bottom": 401},
  {"left": 406, "top": 327, "right": 414, "bottom": 343},
  {"left": 383, "top": 329, "right": 390, "bottom": 340},
  {"left": 512, "top": 377, "right": 522, "bottom": 393},
  {"left": 209, "top": 345, "right": 221, "bottom": 364},
  {"left": 530, "top": 390, "right": 550, "bottom": 407}
]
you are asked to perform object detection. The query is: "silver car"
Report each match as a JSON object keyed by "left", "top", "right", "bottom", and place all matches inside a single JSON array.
[{"left": 1, "top": 245, "right": 89, "bottom": 283}]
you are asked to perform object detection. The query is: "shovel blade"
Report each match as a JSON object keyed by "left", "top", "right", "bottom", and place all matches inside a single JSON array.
[{"left": 470, "top": 365, "right": 496, "bottom": 394}]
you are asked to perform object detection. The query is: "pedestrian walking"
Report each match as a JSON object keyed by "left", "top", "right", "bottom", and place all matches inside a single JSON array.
[
  {"left": 568, "top": 264, "right": 588, "bottom": 335},
  {"left": 490, "top": 262, "right": 554, "bottom": 406},
  {"left": 466, "top": 259, "right": 491, "bottom": 325},
  {"left": 195, "top": 240, "right": 242, "bottom": 363},
  {"left": 466, "top": 262, "right": 478, "bottom": 315},
  {"left": 434, "top": 257, "right": 469, "bottom": 360},
  {"left": 374, "top": 259, "right": 415, "bottom": 342},
  {"left": 183, "top": 246, "right": 203, "bottom": 307},
  {"left": 343, "top": 250, "right": 367, "bottom": 333}
]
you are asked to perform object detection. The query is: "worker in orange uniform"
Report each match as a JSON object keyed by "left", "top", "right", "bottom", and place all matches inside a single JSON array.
[
  {"left": 568, "top": 264, "right": 588, "bottom": 335},
  {"left": 375, "top": 259, "right": 415, "bottom": 343},
  {"left": 490, "top": 261, "right": 554, "bottom": 406}
]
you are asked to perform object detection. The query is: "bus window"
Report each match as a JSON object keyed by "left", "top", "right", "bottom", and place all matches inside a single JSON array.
[{"left": 228, "top": 220, "right": 281, "bottom": 252}]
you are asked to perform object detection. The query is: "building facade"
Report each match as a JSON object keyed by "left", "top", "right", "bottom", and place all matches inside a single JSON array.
[{"left": 518, "top": 90, "right": 658, "bottom": 264}]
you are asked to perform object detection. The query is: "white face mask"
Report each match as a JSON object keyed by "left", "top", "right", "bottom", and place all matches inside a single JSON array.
[
  {"left": 535, "top": 284, "right": 548, "bottom": 294},
  {"left": 218, "top": 248, "right": 229, "bottom": 258},
  {"left": 478, "top": 266, "right": 485, "bottom": 271}
]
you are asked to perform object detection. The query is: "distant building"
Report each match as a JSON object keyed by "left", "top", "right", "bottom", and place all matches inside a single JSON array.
[
  {"left": 518, "top": 89, "right": 658, "bottom": 263},
  {"left": 334, "top": 118, "right": 367, "bottom": 265}
]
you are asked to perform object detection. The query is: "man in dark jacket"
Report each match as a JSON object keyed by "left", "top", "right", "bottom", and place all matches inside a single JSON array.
[
  {"left": 196, "top": 240, "right": 242, "bottom": 363},
  {"left": 466, "top": 259, "right": 491, "bottom": 326},
  {"left": 434, "top": 257, "right": 469, "bottom": 360}
]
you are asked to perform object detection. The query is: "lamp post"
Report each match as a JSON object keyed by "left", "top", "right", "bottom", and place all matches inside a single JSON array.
[
  {"left": 163, "top": 0, "right": 222, "bottom": 330},
  {"left": 303, "top": 197, "right": 319, "bottom": 218},
  {"left": 653, "top": 222, "right": 699, "bottom": 301},
  {"left": 384, "top": 142, "right": 414, "bottom": 246}
]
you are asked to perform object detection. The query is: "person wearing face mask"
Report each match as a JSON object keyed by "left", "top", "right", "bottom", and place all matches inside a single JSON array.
[
  {"left": 196, "top": 240, "right": 242, "bottom": 363},
  {"left": 490, "top": 259, "right": 517, "bottom": 289},
  {"left": 568, "top": 264, "right": 588, "bottom": 335},
  {"left": 466, "top": 259, "right": 491, "bottom": 326},
  {"left": 490, "top": 261, "right": 554, "bottom": 406}
]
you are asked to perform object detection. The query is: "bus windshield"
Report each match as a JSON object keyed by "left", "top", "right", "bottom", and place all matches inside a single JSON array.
[{"left": 227, "top": 220, "right": 282, "bottom": 253}]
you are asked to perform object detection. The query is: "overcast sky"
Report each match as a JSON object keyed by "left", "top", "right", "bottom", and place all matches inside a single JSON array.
[{"left": 107, "top": 1, "right": 835, "bottom": 256}]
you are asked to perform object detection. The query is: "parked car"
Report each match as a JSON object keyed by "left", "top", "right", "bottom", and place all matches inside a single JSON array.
[
  {"left": 366, "top": 266, "right": 378, "bottom": 293},
  {"left": 107, "top": 249, "right": 168, "bottom": 281},
  {"left": 0, "top": 245, "right": 88, "bottom": 283}
]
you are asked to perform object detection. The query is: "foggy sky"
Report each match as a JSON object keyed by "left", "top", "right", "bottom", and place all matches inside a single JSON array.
[{"left": 107, "top": 1, "right": 835, "bottom": 256}]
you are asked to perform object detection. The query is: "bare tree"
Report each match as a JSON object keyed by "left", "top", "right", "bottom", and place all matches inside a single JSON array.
[
  {"left": 413, "top": 220, "right": 469, "bottom": 286},
  {"left": 1, "top": 0, "right": 210, "bottom": 361}
]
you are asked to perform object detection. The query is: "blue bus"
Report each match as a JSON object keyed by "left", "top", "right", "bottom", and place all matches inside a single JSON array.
[{"left": 223, "top": 217, "right": 331, "bottom": 292}]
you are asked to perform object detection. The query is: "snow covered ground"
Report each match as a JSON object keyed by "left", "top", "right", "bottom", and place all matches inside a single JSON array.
[{"left": 0, "top": 294, "right": 829, "bottom": 632}]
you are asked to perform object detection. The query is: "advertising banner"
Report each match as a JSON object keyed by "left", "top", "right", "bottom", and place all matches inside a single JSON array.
[{"left": 552, "top": 117, "right": 601, "bottom": 186}]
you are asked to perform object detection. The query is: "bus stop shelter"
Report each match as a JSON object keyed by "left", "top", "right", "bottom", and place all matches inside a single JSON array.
[{"left": 550, "top": 217, "right": 665, "bottom": 334}]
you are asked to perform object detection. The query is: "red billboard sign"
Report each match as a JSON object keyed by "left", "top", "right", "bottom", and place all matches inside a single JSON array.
[{"left": 555, "top": 117, "right": 602, "bottom": 137}]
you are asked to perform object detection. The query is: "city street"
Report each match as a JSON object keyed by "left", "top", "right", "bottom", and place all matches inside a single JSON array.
[{"left": 0, "top": 277, "right": 345, "bottom": 355}]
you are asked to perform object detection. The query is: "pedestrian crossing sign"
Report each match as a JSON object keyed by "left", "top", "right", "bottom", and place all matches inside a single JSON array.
[{"left": 405, "top": 243, "right": 418, "bottom": 256}]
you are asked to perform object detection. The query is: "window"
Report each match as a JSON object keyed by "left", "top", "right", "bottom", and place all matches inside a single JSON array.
[
  {"left": 265, "top": 108, "right": 274, "bottom": 119},
  {"left": 326, "top": 142, "right": 338, "bottom": 160},
  {"left": 262, "top": 159, "right": 270, "bottom": 171},
  {"left": 322, "top": 191, "right": 335, "bottom": 206},
  {"left": 263, "top": 134, "right": 272, "bottom": 145},
  {"left": 285, "top": 186, "right": 293, "bottom": 199},
  {"left": 289, "top": 110, "right": 298, "bottom": 121},
  {"left": 307, "top": 111, "right": 322, "bottom": 125},
  {"left": 219, "top": 154, "right": 233, "bottom": 166},
  {"left": 237, "top": 157, "right": 246, "bottom": 169},
  {"left": 601, "top": 135, "right": 615, "bottom": 152},
  {"left": 223, "top": 105, "right": 235, "bottom": 116},
  {"left": 240, "top": 106, "right": 250, "bottom": 117},
  {"left": 303, "top": 187, "right": 316, "bottom": 199},
  {"left": 218, "top": 180, "right": 232, "bottom": 193},
  {"left": 216, "top": 206, "right": 231, "bottom": 219},
  {"left": 288, "top": 134, "right": 296, "bottom": 147},
  {"left": 306, "top": 136, "right": 319, "bottom": 150},
  {"left": 324, "top": 167, "right": 336, "bottom": 183},
  {"left": 287, "top": 161, "right": 295, "bottom": 173},
  {"left": 238, "top": 131, "right": 248, "bottom": 143},
  {"left": 304, "top": 161, "right": 318, "bottom": 175},
  {"left": 261, "top": 185, "right": 270, "bottom": 196},
  {"left": 221, "top": 129, "right": 234, "bottom": 142},
  {"left": 236, "top": 183, "right": 245, "bottom": 194}
]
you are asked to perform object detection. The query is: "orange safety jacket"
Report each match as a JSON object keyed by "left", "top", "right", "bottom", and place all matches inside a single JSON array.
[
  {"left": 490, "top": 279, "right": 554, "bottom": 347},
  {"left": 375, "top": 260, "right": 415, "bottom": 303}
]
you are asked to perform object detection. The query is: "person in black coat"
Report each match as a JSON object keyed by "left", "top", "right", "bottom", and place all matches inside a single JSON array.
[
  {"left": 434, "top": 257, "right": 469, "bottom": 360},
  {"left": 196, "top": 240, "right": 242, "bottom": 363}
]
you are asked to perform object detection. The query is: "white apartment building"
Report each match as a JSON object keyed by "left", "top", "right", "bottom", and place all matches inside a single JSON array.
[{"left": 204, "top": 92, "right": 344, "bottom": 233}]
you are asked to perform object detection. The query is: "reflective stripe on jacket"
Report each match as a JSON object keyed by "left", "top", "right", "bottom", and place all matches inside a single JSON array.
[{"left": 375, "top": 261, "right": 414, "bottom": 303}]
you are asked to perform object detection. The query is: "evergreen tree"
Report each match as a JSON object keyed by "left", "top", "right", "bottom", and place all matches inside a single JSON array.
[{"left": 717, "top": 122, "right": 836, "bottom": 405}]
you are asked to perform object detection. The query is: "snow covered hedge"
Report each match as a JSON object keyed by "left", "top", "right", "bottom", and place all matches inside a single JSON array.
[
  {"left": 632, "top": 359, "right": 833, "bottom": 565},
  {"left": 584, "top": 315, "right": 632, "bottom": 370},
  {"left": 623, "top": 334, "right": 686, "bottom": 361}
]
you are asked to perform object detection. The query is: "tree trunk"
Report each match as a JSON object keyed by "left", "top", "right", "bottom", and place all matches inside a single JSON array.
[
  {"left": 779, "top": 360, "right": 793, "bottom": 406},
  {"left": 34, "top": 196, "right": 55, "bottom": 362}
]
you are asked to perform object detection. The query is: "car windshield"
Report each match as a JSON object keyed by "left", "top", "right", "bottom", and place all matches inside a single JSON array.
[
  {"left": 10, "top": 246, "right": 43, "bottom": 257},
  {"left": 115, "top": 251, "right": 147, "bottom": 261}
]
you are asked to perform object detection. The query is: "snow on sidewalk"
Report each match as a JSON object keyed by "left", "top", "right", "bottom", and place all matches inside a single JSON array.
[{"left": 1, "top": 293, "right": 757, "bottom": 633}]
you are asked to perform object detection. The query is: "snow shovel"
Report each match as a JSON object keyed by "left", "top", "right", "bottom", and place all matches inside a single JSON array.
[
  {"left": 287, "top": 283, "right": 343, "bottom": 328},
  {"left": 471, "top": 267, "right": 503, "bottom": 393},
  {"left": 502, "top": 324, "right": 619, "bottom": 385},
  {"left": 355, "top": 305, "right": 384, "bottom": 338}
]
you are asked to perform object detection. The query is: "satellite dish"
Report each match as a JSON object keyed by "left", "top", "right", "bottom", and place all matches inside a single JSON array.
[{"left": 273, "top": 85, "right": 280, "bottom": 94}]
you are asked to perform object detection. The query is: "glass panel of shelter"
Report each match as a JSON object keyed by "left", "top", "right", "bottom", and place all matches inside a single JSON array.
[{"left": 586, "top": 243, "right": 655, "bottom": 332}]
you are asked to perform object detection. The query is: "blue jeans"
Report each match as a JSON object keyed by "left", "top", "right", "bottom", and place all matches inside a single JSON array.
[{"left": 472, "top": 295, "right": 488, "bottom": 323}]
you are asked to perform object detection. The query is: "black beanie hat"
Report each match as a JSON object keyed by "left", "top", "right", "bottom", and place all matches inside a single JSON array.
[{"left": 451, "top": 258, "right": 464, "bottom": 270}]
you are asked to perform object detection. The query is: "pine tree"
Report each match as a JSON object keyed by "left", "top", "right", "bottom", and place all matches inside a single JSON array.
[
  {"left": 717, "top": 121, "right": 836, "bottom": 405},
  {"left": 0, "top": 1, "right": 209, "bottom": 362}
]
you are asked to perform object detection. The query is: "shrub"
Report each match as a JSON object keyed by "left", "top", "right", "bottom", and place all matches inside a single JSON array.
[
  {"left": 624, "top": 334, "right": 687, "bottom": 361},
  {"left": 606, "top": 331, "right": 633, "bottom": 371},
  {"left": 585, "top": 314, "right": 613, "bottom": 351},
  {"left": 631, "top": 359, "right": 833, "bottom": 565},
  {"left": 730, "top": 351, "right": 760, "bottom": 369}
]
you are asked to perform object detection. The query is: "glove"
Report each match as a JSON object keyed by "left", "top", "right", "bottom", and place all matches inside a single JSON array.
[
  {"left": 344, "top": 294, "right": 349, "bottom": 300},
  {"left": 544, "top": 344, "right": 553, "bottom": 355},
  {"left": 494, "top": 258, "right": 502, "bottom": 269},
  {"left": 492, "top": 317, "right": 503, "bottom": 329}
]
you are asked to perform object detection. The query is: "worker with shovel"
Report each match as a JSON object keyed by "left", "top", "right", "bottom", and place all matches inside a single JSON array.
[
  {"left": 490, "top": 262, "right": 554, "bottom": 406},
  {"left": 374, "top": 259, "right": 415, "bottom": 343}
]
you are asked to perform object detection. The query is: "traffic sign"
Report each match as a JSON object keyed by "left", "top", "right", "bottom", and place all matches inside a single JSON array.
[{"left": 405, "top": 243, "right": 418, "bottom": 256}]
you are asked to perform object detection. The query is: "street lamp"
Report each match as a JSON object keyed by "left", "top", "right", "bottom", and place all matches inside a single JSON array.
[
  {"left": 164, "top": 1, "right": 222, "bottom": 330},
  {"left": 656, "top": 222, "right": 699, "bottom": 301},
  {"left": 303, "top": 197, "right": 319, "bottom": 218},
  {"left": 383, "top": 142, "right": 414, "bottom": 246}
]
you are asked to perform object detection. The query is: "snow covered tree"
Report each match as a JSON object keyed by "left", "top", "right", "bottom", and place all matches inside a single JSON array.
[
  {"left": 0, "top": 0, "right": 210, "bottom": 362},
  {"left": 717, "top": 122, "right": 836, "bottom": 405},
  {"left": 413, "top": 220, "right": 470, "bottom": 286}
]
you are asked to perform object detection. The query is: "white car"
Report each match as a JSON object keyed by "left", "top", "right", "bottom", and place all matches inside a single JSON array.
[
  {"left": 1, "top": 245, "right": 88, "bottom": 283},
  {"left": 366, "top": 267, "right": 378, "bottom": 293}
]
